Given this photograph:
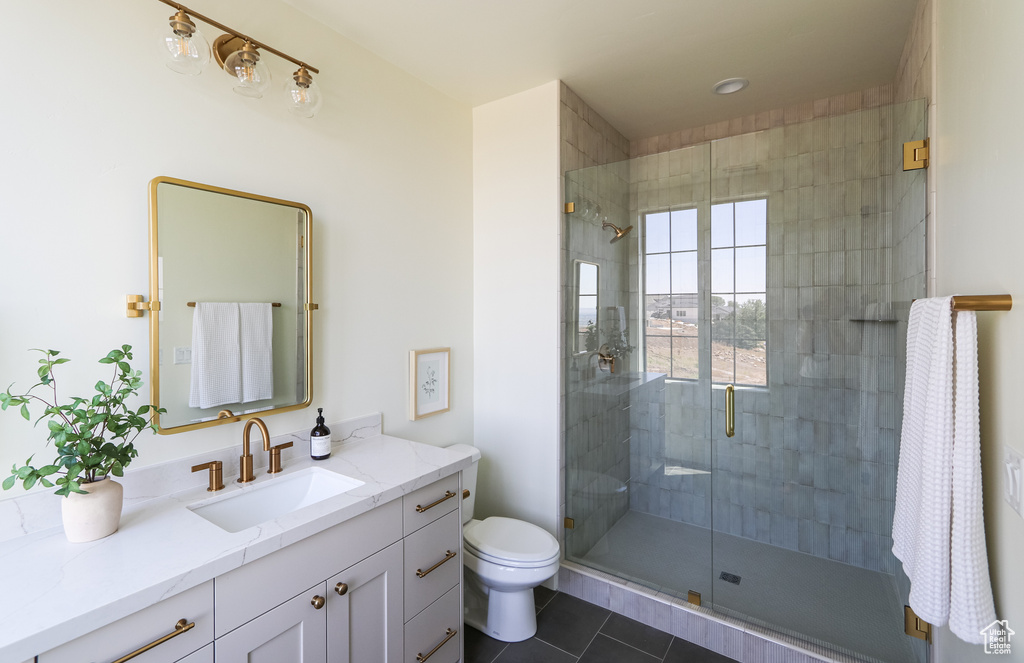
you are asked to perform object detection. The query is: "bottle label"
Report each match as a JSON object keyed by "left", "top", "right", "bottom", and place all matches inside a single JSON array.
[{"left": 311, "top": 433, "right": 332, "bottom": 457}]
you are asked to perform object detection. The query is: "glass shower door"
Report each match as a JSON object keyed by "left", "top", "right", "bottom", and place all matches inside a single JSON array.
[{"left": 706, "top": 101, "right": 929, "bottom": 663}]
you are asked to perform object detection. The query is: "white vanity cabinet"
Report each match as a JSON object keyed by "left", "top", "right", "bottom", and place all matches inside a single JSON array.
[
  {"left": 401, "top": 475, "right": 463, "bottom": 663},
  {"left": 214, "top": 498, "right": 404, "bottom": 663},
  {"left": 0, "top": 435, "right": 474, "bottom": 663},
  {"left": 38, "top": 580, "right": 214, "bottom": 663}
]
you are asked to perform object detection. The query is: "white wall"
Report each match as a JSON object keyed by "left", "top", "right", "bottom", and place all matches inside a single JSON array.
[
  {"left": 472, "top": 81, "right": 561, "bottom": 536},
  {"left": 934, "top": 1, "right": 1024, "bottom": 661},
  {"left": 0, "top": 0, "right": 473, "bottom": 495}
]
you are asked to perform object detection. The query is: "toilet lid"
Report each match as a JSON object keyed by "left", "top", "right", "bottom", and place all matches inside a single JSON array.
[{"left": 463, "top": 517, "right": 560, "bottom": 565}]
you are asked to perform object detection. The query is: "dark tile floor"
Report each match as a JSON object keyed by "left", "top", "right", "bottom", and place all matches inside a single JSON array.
[{"left": 465, "top": 588, "right": 739, "bottom": 663}]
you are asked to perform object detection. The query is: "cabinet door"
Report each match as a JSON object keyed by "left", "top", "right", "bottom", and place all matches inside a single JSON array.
[
  {"left": 215, "top": 583, "right": 327, "bottom": 663},
  {"left": 327, "top": 541, "right": 404, "bottom": 663}
]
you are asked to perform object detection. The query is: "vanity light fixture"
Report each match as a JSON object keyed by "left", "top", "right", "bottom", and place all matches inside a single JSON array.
[
  {"left": 159, "top": 8, "right": 211, "bottom": 75},
  {"left": 712, "top": 78, "right": 749, "bottom": 95},
  {"left": 155, "top": 0, "right": 322, "bottom": 117}
]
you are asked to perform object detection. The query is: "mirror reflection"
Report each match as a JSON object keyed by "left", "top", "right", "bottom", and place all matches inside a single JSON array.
[
  {"left": 575, "top": 261, "right": 599, "bottom": 354},
  {"left": 149, "top": 177, "right": 313, "bottom": 433}
]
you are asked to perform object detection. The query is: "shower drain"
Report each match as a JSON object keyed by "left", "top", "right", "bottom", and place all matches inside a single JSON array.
[{"left": 719, "top": 571, "right": 741, "bottom": 585}]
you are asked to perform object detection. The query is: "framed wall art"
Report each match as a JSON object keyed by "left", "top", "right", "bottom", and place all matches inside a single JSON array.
[{"left": 409, "top": 347, "right": 450, "bottom": 420}]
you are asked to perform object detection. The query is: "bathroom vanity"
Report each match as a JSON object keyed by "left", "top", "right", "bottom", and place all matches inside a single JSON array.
[{"left": 0, "top": 422, "right": 471, "bottom": 663}]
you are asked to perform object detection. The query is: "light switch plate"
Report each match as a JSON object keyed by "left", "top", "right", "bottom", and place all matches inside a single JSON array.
[
  {"left": 1004, "top": 446, "right": 1023, "bottom": 517},
  {"left": 173, "top": 346, "right": 192, "bottom": 365}
]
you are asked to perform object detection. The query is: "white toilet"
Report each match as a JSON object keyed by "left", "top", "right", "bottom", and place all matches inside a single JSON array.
[{"left": 448, "top": 444, "right": 560, "bottom": 643}]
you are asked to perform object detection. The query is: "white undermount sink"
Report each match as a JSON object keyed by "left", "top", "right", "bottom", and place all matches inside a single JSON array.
[{"left": 188, "top": 467, "right": 365, "bottom": 533}]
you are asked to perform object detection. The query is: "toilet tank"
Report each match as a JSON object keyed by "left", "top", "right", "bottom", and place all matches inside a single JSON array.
[{"left": 446, "top": 444, "right": 481, "bottom": 524}]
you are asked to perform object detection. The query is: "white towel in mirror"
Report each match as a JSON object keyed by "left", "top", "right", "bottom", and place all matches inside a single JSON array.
[
  {"left": 189, "top": 303, "right": 242, "bottom": 408},
  {"left": 239, "top": 303, "right": 274, "bottom": 403}
]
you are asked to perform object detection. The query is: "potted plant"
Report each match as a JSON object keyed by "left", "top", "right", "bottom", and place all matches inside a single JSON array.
[{"left": 1, "top": 345, "right": 164, "bottom": 542}]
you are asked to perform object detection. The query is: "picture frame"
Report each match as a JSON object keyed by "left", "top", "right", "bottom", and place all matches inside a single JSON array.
[{"left": 409, "top": 347, "right": 450, "bottom": 420}]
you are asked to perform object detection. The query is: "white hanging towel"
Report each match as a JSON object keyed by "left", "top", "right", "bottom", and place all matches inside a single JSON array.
[
  {"left": 948, "top": 309, "right": 997, "bottom": 642},
  {"left": 892, "top": 297, "right": 996, "bottom": 644},
  {"left": 239, "top": 303, "right": 274, "bottom": 403},
  {"left": 189, "top": 303, "right": 242, "bottom": 409}
]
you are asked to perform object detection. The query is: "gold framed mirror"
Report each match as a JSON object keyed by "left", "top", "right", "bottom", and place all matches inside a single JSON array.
[{"left": 149, "top": 176, "right": 314, "bottom": 434}]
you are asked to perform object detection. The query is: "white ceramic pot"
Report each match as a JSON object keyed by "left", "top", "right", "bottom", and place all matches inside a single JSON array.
[{"left": 60, "top": 477, "right": 124, "bottom": 543}]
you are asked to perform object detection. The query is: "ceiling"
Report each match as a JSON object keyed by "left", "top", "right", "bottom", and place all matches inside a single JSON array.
[{"left": 283, "top": 0, "right": 919, "bottom": 140}]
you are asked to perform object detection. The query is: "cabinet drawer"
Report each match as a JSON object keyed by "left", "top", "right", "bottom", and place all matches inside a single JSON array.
[
  {"left": 176, "top": 643, "right": 213, "bottom": 662},
  {"left": 404, "top": 510, "right": 461, "bottom": 621},
  {"left": 39, "top": 580, "right": 213, "bottom": 663},
  {"left": 403, "top": 474, "right": 460, "bottom": 536},
  {"left": 403, "top": 585, "right": 461, "bottom": 663},
  {"left": 216, "top": 498, "right": 402, "bottom": 637}
]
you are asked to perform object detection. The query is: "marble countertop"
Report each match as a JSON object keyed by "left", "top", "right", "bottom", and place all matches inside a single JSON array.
[{"left": 0, "top": 424, "right": 472, "bottom": 662}]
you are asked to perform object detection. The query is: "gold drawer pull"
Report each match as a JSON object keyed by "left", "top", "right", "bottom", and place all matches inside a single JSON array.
[
  {"left": 416, "top": 627, "right": 457, "bottom": 662},
  {"left": 416, "top": 550, "right": 457, "bottom": 578},
  {"left": 415, "top": 490, "right": 456, "bottom": 513},
  {"left": 111, "top": 619, "right": 195, "bottom": 663}
]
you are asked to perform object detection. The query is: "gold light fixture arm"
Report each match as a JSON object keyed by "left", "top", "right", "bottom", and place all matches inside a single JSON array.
[{"left": 155, "top": 0, "right": 319, "bottom": 74}]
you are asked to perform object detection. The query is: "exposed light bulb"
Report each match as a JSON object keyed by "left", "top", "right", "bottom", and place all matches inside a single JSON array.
[
  {"left": 284, "top": 67, "right": 322, "bottom": 118},
  {"left": 159, "top": 10, "right": 210, "bottom": 76},
  {"left": 224, "top": 41, "right": 271, "bottom": 98}
]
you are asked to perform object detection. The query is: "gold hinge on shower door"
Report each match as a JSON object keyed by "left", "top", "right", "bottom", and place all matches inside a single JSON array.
[
  {"left": 564, "top": 517, "right": 575, "bottom": 529},
  {"left": 687, "top": 590, "right": 702, "bottom": 607},
  {"left": 903, "top": 139, "right": 929, "bottom": 171},
  {"left": 904, "top": 605, "right": 931, "bottom": 641}
]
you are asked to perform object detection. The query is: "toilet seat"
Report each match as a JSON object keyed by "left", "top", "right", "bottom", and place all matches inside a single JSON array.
[{"left": 463, "top": 517, "right": 560, "bottom": 568}]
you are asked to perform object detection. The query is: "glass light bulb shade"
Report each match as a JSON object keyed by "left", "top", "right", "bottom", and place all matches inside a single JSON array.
[
  {"left": 284, "top": 79, "right": 323, "bottom": 118},
  {"left": 225, "top": 48, "right": 272, "bottom": 98},
  {"left": 158, "top": 26, "right": 211, "bottom": 76}
]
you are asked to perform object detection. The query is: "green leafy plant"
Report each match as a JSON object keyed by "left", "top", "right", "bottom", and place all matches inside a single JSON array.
[{"left": 0, "top": 345, "right": 164, "bottom": 496}]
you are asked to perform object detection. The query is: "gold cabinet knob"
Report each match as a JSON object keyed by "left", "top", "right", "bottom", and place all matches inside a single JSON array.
[
  {"left": 335, "top": 582, "right": 349, "bottom": 596},
  {"left": 311, "top": 595, "right": 325, "bottom": 610}
]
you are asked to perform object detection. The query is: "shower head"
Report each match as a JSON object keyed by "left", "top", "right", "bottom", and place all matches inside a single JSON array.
[{"left": 603, "top": 222, "right": 634, "bottom": 243}]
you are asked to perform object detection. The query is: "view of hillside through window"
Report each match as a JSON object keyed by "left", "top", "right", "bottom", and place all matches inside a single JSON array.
[{"left": 643, "top": 200, "right": 767, "bottom": 385}]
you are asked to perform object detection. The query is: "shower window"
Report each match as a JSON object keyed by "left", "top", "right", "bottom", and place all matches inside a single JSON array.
[
  {"left": 711, "top": 199, "right": 767, "bottom": 386},
  {"left": 642, "top": 200, "right": 767, "bottom": 385},
  {"left": 643, "top": 208, "right": 698, "bottom": 379}
]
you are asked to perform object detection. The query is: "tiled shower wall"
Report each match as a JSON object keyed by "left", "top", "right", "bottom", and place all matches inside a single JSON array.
[{"left": 625, "top": 97, "right": 927, "bottom": 574}]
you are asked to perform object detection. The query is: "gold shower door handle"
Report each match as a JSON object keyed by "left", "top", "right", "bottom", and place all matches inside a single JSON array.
[{"left": 725, "top": 384, "right": 735, "bottom": 438}]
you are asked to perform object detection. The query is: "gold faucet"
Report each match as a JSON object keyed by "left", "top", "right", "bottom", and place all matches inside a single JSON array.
[
  {"left": 239, "top": 418, "right": 271, "bottom": 483},
  {"left": 597, "top": 343, "right": 617, "bottom": 374}
]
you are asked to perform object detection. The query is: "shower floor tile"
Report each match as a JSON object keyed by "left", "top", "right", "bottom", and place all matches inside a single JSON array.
[{"left": 577, "top": 510, "right": 917, "bottom": 663}]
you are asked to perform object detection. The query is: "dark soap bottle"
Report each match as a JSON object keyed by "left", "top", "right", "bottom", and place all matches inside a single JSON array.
[{"left": 310, "top": 408, "right": 332, "bottom": 460}]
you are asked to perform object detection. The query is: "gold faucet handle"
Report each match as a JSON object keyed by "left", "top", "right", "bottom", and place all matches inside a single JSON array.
[
  {"left": 268, "top": 441, "right": 294, "bottom": 474},
  {"left": 191, "top": 460, "right": 225, "bottom": 492}
]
